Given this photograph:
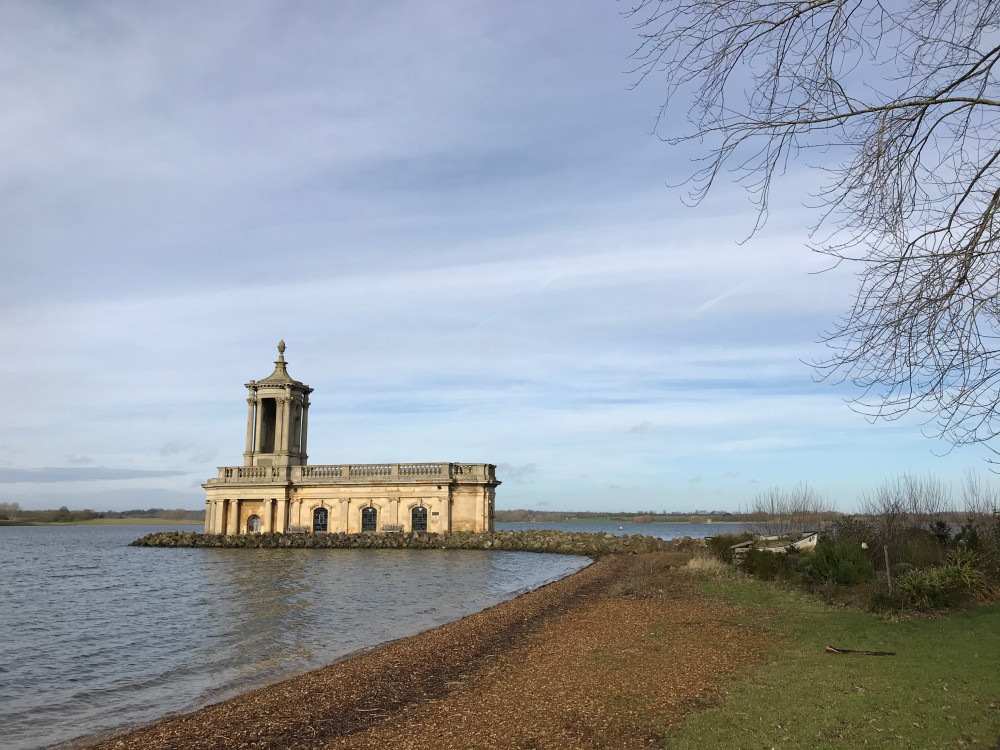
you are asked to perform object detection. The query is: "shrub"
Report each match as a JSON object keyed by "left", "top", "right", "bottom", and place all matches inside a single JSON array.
[
  {"left": 891, "top": 562, "right": 915, "bottom": 577},
  {"left": 823, "top": 516, "right": 873, "bottom": 546},
  {"left": 741, "top": 548, "right": 792, "bottom": 581},
  {"left": 929, "top": 520, "right": 955, "bottom": 547},
  {"left": 895, "top": 564, "right": 983, "bottom": 609},
  {"left": 889, "top": 527, "right": 947, "bottom": 569},
  {"left": 705, "top": 532, "right": 754, "bottom": 564},
  {"left": 801, "top": 539, "right": 875, "bottom": 585}
]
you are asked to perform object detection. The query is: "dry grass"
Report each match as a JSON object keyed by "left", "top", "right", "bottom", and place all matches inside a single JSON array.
[{"left": 684, "top": 550, "right": 730, "bottom": 576}]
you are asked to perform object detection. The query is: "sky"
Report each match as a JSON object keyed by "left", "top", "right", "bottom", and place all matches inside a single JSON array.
[{"left": 1, "top": 1, "right": 994, "bottom": 514}]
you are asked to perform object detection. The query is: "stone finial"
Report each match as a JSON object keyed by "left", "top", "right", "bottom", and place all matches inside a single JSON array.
[{"left": 277, "top": 340, "right": 286, "bottom": 361}]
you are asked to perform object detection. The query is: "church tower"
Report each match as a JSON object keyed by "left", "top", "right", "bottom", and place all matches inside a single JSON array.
[{"left": 243, "top": 341, "right": 312, "bottom": 468}]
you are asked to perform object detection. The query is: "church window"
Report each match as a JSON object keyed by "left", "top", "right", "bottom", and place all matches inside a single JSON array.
[
  {"left": 361, "top": 506, "right": 377, "bottom": 532},
  {"left": 411, "top": 506, "right": 428, "bottom": 532},
  {"left": 247, "top": 514, "right": 261, "bottom": 533},
  {"left": 313, "top": 507, "right": 328, "bottom": 532}
]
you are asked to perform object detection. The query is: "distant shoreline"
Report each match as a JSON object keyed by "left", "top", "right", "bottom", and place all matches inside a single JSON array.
[{"left": 0, "top": 518, "right": 205, "bottom": 527}]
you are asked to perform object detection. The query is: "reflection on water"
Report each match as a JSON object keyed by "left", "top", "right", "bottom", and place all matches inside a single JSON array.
[{"left": 0, "top": 526, "right": 589, "bottom": 750}]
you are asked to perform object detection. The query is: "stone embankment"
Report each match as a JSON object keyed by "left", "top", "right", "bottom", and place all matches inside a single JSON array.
[{"left": 131, "top": 529, "right": 699, "bottom": 556}]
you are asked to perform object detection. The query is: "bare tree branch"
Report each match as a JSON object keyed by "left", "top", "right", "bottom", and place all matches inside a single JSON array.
[{"left": 626, "top": 0, "right": 1000, "bottom": 451}]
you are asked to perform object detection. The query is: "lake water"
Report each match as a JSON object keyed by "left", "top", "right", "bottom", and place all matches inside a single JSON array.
[{"left": 0, "top": 521, "right": 726, "bottom": 750}]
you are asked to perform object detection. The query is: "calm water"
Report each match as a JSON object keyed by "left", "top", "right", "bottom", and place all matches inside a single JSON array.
[
  {"left": 0, "top": 525, "right": 593, "bottom": 750},
  {"left": 0, "top": 521, "right": 726, "bottom": 750}
]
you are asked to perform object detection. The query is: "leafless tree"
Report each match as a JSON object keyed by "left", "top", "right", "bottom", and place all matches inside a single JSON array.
[
  {"left": 859, "top": 473, "right": 952, "bottom": 540},
  {"left": 743, "top": 483, "right": 831, "bottom": 536},
  {"left": 626, "top": 0, "right": 1000, "bottom": 452},
  {"left": 962, "top": 469, "right": 1000, "bottom": 516}
]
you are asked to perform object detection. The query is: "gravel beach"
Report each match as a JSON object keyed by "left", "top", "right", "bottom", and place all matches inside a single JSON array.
[{"left": 84, "top": 551, "right": 769, "bottom": 750}]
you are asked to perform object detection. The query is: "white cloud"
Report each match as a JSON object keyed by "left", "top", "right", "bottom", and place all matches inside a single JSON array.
[{"left": 0, "top": 1, "right": 987, "bottom": 513}]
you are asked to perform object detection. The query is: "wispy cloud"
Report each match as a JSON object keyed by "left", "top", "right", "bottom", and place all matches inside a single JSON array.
[
  {"left": 0, "top": 468, "right": 188, "bottom": 484},
  {"left": 0, "top": 1, "right": 983, "bottom": 513}
]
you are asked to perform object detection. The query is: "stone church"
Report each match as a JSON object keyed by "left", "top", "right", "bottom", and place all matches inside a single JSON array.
[{"left": 203, "top": 342, "right": 500, "bottom": 535}]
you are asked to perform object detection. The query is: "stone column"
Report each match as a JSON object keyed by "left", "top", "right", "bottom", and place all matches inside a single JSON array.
[
  {"left": 229, "top": 499, "right": 240, "bottom": 534},
  {"left": 276, "top": 392, "right": 289, "bottom": 458},
  {"left": 300, "top": 400, "right": 309, "bottom": 460},
  {"left": 244, "top": 395, "right": 256, "bottom": 462},
  {"left": 341, "top": 498, "right": 351, "bottom": 533},
  {"left": 276, "top": 498, "right": 289, "bottom": 533},
  {"left": 263, "top": 498, "right": 273, "bottom": 533},
  {"left": 253, "top": 398, "right": 265, "bottom": 453}
]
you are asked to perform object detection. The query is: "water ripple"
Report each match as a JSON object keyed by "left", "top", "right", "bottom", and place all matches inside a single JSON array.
[{"left": 0, "top": 525, "right": 590, "bottom": 750}]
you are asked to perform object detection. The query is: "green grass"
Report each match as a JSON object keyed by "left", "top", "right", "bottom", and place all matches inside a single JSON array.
[{"left": 666, "top": 575, "right": 1000, "bottom": 749}]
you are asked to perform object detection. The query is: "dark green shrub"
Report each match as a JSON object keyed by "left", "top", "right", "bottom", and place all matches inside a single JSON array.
[
  {"left": 929, "top": 520, "right": 954, "bottom": 547},
  {"left": 891, "top": 562, "right": 915, "bottom": 577},
  {"left": 741, "top": 548, "right": 792, "bottom": 581},
  {"left": 956, "top": 520, "right": 984, "bottom": 551},
  {"left": 895, "top": 560, "right": 984, "bottom": 609},
  {"left": 705, "top": 532, "right": 754, "bottom": 564},
  {"left": 801, "top": 539, "right": 875, "bottom": 585},
  {"left": 889, "top": 527, "right": 947, "bottom": 569}
]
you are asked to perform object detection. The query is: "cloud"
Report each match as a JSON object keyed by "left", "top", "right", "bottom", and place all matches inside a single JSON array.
[
  {"left": 497, "top": 463, "right": 538, "bottom": 483},
  {"left": 0, "top": 467, "right": 189, "bottom": 483},
  {"left": 65, "top": 455, "right": 95, "bottom": 465},
  {"left": 628, "top": 421, "right": 654, "bottom": 434}
]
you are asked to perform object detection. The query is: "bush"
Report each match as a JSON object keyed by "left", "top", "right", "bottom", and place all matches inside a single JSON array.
[
  {"left": 741, "top": 548, "right": 792, "bottom": 581},
  {"left": 801, "top": 539, "right": 875, "bottom": 585},
  {"left": 895, "top": 561, "right": 984, "bottom": 609},
  {"left": 822, "top": 516, "right": 873, "bottom": 546},
  {"left": 705, "top": 532, "right": 754, "bottom": 564},
  {"left": 889, "top": 527, "right": 947, "bottom": 569},
  {"left": 891, "top": 562, "right": 915, "bottom": 577}
]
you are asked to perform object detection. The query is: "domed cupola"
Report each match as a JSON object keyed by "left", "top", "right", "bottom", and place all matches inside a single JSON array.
[{"left": 243, "top": 341, "right": 313, "bottom": 467}]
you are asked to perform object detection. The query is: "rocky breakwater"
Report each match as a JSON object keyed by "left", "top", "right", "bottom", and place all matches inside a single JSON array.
[{"left": 131, "top": 529, "right": 697, "bottom": 556}]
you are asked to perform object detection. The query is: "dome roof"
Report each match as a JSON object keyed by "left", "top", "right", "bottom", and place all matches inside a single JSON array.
[{"left": 248, "top": 341, "right": 312, "bottom": 391}]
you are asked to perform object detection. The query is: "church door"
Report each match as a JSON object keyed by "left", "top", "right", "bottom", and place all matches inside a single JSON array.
[
  {"left": 411, "top": 506, "right": 428, "bottom": 532},
  {"left": 247, "top": 515, "right": 261, "bottom": 533},
  {"left": 361, "top": 506, "right": 377, "bottom": 532},
  {"left": 313, "top": 507, "right": 328, "bottom": 532}
]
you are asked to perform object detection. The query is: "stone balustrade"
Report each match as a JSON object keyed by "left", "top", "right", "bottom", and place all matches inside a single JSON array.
[{"left": 209, "top": 462, "right": 496, "bottom": 485}]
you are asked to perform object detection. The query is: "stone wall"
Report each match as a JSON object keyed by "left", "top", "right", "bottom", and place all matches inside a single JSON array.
[{"left": 131, "top": 529, "right": 699, "bottom": 557}]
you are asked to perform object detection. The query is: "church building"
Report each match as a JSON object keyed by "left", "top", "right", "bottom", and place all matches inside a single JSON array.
[{"left": 203, "top": 342, "right": 500, "bottom": 535}]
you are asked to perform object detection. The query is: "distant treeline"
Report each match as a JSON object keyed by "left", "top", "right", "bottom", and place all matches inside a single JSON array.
[
  {"left": 0, "top": 503, "right": 204, "bottom": 523},
  {"left": 495, "top": 509, "right": 736, "bottom": 523}
]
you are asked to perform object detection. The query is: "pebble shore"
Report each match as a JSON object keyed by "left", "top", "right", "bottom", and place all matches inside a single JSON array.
[{"left": 85, "top": 541, "right": 768, "bottom": 750}]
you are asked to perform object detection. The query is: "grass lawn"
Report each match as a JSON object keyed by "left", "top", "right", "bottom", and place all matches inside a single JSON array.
[{"left": 666, "top": 573, "right": 1000, "bottom": 749}]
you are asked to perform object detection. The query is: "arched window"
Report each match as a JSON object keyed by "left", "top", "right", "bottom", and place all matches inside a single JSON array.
[
  {"left": 247, "top": 514, "right": 261, "bottom": 533},
  {"left": 313, "top": 507, "right": 328, "bottom": 532},
  {"left": 361, "top": 506, "right": 377, "bottom": 532},
  {"left": 411, "top": 506, "right": 428, "bottom": 532}
]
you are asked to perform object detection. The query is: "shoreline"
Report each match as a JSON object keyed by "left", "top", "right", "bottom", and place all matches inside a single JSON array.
[{"left": 80, "top": 545, "right": 766, "bottom": 750}]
